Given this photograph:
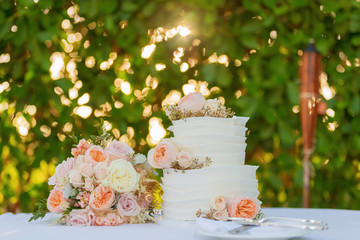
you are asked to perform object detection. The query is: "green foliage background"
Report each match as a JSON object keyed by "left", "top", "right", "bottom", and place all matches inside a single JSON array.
[{"left": 1, "top": 0, "right": 360, "bottom": 213}]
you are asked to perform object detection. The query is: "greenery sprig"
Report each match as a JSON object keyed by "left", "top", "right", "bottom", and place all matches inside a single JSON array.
[
  {"left": 29, "top": 198, "right": 49, "bottom": 222},
  {"left": 165, "top": 105, "right": 235, "bottom": 121}
]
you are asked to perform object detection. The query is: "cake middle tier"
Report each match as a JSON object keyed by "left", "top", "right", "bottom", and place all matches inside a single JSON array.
[{"left": 161, "top": 165, "right": 259, "bottom": 201}]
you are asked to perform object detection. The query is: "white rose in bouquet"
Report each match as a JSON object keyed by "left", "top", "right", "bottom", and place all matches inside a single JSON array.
[{"left": 105, "top": 160, "right": 140, "bottom": 193}]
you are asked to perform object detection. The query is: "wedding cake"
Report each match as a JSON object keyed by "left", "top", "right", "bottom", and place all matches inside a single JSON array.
[{"left": 147, "top": 92, "right": 261, "bottom": 221}]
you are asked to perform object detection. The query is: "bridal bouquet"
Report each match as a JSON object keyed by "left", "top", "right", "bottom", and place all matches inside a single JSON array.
[{"left": 30, "top": 130, "right": 161, "bottom": 226}]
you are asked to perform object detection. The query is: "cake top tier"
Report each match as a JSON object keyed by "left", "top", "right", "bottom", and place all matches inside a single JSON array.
[{"left": 165, "top": 92, "right": 236, "bottom": 121}]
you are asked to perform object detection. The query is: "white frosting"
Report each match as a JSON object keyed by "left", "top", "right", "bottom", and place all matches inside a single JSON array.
[{"left": 161, "top": 116, "right": 259, "bottom": 221}]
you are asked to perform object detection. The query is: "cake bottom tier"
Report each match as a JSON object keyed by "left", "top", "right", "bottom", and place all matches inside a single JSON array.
[{"left": 161, "top": 165, "right": 259, "bottom": 221}]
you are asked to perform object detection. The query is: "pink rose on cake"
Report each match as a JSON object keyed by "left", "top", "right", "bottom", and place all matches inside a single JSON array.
[
  {"left": 89, "top": 185, "right": 115, "bottom": 211},
  {"left": 84, "top": 145, "right": 109, "bottom": 165},
  {"left": 211, "top": 195, "right": 227, "bottom": 211},
  {"left": 228, "top": 197, "right": 260, "bottom": 219},
  {"left": 178, "top": 92, "right": 206, "bottom": 112},
  {"left": 105, "top": 140, "right": 135, "bottom": 161},
  {"left": 213, "top": 209, "right": 229, "bottom": 219},
  {"left": 117, "top": 193, "right": 141, "bottom": 217},
  {"left": 176, "top": 150, "right": 192, "bottom": 168},
  {"left": 66, "top": 209, "right": 94, "bottom": 226},
  {"left": 148, "top": 139, "right": 179, "bottom": 168}
]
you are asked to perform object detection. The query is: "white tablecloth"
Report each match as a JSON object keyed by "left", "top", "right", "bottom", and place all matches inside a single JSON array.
[{"left": 0, "top": 208, "right": 359, "bottom": 240}]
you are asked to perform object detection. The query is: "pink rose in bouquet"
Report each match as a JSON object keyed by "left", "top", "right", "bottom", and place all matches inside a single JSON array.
[
  {"left": 47, "top": 188, "right": 69, "bottom": 214},
  {"left": 228, "top": 197, "right": 260, "bottom": 219},
  {"left": 148, "top": 139, "right": 179, "bottom": 168},
  {"left": 117, "top": 193, "right": 141, "bottom": 217},
  {"left": 105, "top": 140, "right": 135, "bottom": 161},
  {"left": 84, "top": 178, "right": 94, "bottom": 192},
  {"left": 89, "top": 185, "right": 115, "bottom": 211},
  {"left": 71, "top": 139, "right": 93, "bottom": 158},
  {"left": 69, "top": 169, "right": 84, "bottom": 188},
  {"left": 76, "top": 191, "right": 90, "bottom": 209},
  {"left": 79, "top": 162, "right": 94, "bottom": 178},
  {"left": 48, "top": 157, "right": 75, "bottom": 186},
  {"left": 66, "top": 209, "right": 94, "bottom": 226},
  {"left": 93, "top": 212, "right": 123, "bottom": 226},
  {"left": 178, "top": 92, "right": 206, "bottom": 112},
  {"left": 84, "top": 145, "right": 109, "bottom": 165},
  {"left": 94, "top": 162, "right": 109, "bottom": 180}
]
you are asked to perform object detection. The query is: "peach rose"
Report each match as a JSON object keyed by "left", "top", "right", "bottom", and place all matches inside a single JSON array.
[
  {"left": 48, "top": 157, "right": 75, "bottom": 186},
  {"left": 228, "top": 197, "right": 260, "bottom": 219},
  {"left": 211, "top": 195, "right": 226, "bottom": 211},
  {"left": 105, "top": 140, "right": 135, "bottom": 161},
  {"left": 94, "top": 162, "right": 109, "bottom": 181},
  {"left": 147, "top": 139, "right": 179, "bottom": 169},
  {"left": 66, "top": 209, "right": 94, "bottom": 226},
  {"left": 89, "top": 185, "right": 115, "bottom": 211},
  {"left": 176, "top": 150, "right": 192, "bottom": 169},
  {"left": 84, "top": 145, "right": 109, "bottom": 165},
  {"left": 213, "top": 209, "right": 229, "bottom": 219},
  {"left": 69, "top": 169, "right": 84, "bottom": 188},
  {"left": 117, "top": 193, "right": 141, "bottom": 217},
  {"left": 79, "top": 162, "right": 94, "bottom": 178},
  {"left": 47, "top": 188, "right": 68, "bottom": 214},
  {"left": 84, "top": 178, "right": 94, "bottom": 192},
  {"left": 178, "top": 92, "right": 206, "bottom": 112}
]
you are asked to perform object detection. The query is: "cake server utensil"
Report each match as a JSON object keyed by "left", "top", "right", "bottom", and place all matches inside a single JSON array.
[{"left": 216, "top": 216, "right": 328, "bottom": 231}]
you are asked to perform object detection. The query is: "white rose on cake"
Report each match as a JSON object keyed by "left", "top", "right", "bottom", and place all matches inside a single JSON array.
[
  {"left": 204, "top": 99, "right": 225, "bottom": 112},
  {"left": 176, "top": 150, "right": 193, "bottom": 168},
  {"left": 105, "top": 160, "right": 140, "bottom": 193}
]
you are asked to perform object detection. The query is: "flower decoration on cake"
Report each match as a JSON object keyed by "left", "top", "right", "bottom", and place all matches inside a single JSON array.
[
  {"left": 196, "top": 196, "right": 262, "bottom": 220},
  {"left": 165, "top": 92, "right": 235, "bottom": 121},
  {"left": 30, "top": 127, "right": 161, "bottom": 226}
]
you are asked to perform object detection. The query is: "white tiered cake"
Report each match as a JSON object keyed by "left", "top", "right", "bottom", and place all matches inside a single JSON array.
[{"left": 147, "top": 93, "right": 260, "bottom": 221}]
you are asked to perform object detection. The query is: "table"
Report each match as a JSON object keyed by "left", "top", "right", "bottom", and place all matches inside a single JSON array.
[{"left": 0, "top": 208, "right": 359, "bottom": 240}]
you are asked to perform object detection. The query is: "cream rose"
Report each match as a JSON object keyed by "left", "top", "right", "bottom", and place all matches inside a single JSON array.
[
  {"left": 69, "top": 169, "right": 84, "bottom": 188},
  {"left": 105, "top": 160, "right": 140, "bottom": 193},
  {"left": 178, "top": 92, "right": 206, "bottom": 112},
  {"left": 94, "top": 162, "right": 109, "bottom": 180},
  {"left": 211, "top": 195, "right": 227, "bottom": 211},
  {"left": 176, "top": 150, "right": 192, "bottom": 169},
  {"left": 105, "top": 140, "right": 135, "bottom": 161},
  {"left": 204, "top": 99, "right": 224, "bottom": 112},
  {"left": 147, "top": 139, "right": 179, "bottom": 169}
]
